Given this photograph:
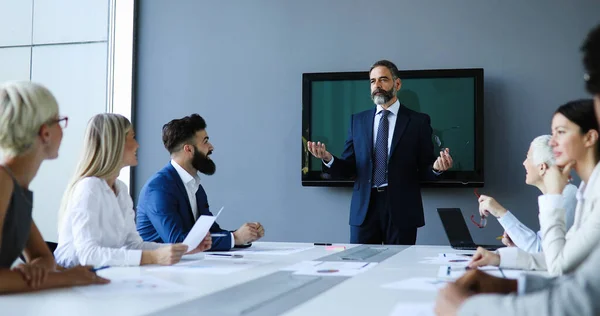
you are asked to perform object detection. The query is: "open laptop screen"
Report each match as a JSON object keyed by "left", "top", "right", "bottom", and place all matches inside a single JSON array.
[{"left": 437, "top": 208, "right": 475, "bottom": 245}]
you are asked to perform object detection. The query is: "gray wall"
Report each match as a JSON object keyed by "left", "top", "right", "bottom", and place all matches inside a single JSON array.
[{"left": 134, "top": 0, "right": 600, "bottom": 245}]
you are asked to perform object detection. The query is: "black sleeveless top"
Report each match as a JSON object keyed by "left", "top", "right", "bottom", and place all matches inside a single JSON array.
[{"left": 0, "top": 167, "right": 33, "bottom": 268}]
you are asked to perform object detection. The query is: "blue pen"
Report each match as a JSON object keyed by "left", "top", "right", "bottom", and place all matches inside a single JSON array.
[{"left": 90, "top": 266, "right": 110, "bottom": 272}]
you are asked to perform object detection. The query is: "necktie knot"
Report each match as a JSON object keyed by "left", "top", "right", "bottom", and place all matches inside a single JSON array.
[{"left": 380, "top": 109, "right": 390, "bottom": 118}]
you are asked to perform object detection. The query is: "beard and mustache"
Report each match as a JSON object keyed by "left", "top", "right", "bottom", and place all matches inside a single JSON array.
[
  {"left": 191, "top": 145, "right": 216, "bottom": 175},
  {"left": 371, "top": 86, "right": 396, "bottom": 105}
]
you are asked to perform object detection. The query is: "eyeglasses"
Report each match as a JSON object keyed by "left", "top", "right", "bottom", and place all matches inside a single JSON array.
[
  {"left": 50, "top": 116, "right": 68, "bottom": 129},
  {"left": 471, "top": 188, "right": 487, "bottom": 228}
]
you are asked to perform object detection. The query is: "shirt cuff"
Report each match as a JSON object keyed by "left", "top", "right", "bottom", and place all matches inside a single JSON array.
[
  {"left": 538, "top": 194, "right": 563, "bottom": 214},
  {"left": 497, "top": 247, "right": 519, "bottom": 268},
  {"left": 230, "top": 232, "right": 235, "bottom": 248},
  {"left": 497, "top": 211, "right": 517, "bottom": 227},
  {"left": 516, "top": 274, "right": 527, "bottom": 295},
  {"left": 127, "top": 249, "right": 143, "bottom": 266},
  {"left": 323, "top": 156, "right": 334, "bottom": 168},
  {"left": 432, "top": 169, "right": 443, "bottom": 176}
]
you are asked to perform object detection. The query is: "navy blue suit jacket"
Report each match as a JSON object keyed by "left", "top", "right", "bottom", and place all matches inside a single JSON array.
[
  {"left": 136, "top": 163, "right": 233, "bottom": 251},
  {"left": 326, "top": 105, "right": 437, "bottom": 229}
]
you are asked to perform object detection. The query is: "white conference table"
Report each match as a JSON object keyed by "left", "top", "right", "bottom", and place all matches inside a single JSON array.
[{"left": 0, "top": 242, "right": 530, "bottom": 316}]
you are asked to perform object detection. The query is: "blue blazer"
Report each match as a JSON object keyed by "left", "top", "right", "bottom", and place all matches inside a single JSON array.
[
  {"left": 136, "top": 163, "right": 233, "bottom": 251},
  {"left": 326, "top": 105, "right": 438, "bottom": 229}
]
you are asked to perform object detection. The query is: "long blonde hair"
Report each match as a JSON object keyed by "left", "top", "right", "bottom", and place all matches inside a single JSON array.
[{"left": 58, "top": 113, "right": 132, "bottom": 229}]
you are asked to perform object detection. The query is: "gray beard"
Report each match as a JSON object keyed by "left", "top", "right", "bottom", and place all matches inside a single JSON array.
[{"left": 373, "top": 95, "right": 388, "bottom": 105}]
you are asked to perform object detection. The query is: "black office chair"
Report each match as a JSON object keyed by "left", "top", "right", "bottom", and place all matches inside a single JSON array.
[{"left": 18, "top": 241, "right": 58, "bottom": 262}]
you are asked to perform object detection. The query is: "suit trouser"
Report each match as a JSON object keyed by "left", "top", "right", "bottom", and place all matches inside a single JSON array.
[{"left": 350, "top": 187, "right": 417, "bottom": 245}]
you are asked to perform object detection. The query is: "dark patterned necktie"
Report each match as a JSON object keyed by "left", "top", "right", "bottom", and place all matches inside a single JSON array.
[{"left": 373, "top": 109, "right": 390, "bottom": 187}]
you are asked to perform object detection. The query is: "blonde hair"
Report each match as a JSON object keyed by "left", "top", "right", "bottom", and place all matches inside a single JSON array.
[
  {"left": 0, "top": 81, "right": 59, "bottom": 158},
  {"left": 58, "top": 113, "right": 132, "bottom": 229},
  {"left": 530, "top": 135, "right": 556, "bottom": 166}
]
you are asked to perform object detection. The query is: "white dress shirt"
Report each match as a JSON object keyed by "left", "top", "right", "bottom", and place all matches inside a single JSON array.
[
  {"left": 55, "top": 177, "right": 164, "bottom": 268},
  {"left": 498, "top": 162, "right": 600, "bottom": 276},
  {"left": 170, "top": 160, "right": 235, "bottom": 248},
  {"left": 497, "top": 183, "right": 578, "bottom": 253}
]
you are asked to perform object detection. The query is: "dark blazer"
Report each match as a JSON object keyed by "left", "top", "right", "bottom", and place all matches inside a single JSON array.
[
  {"left": 326, "top": 104, "right": 437, "bottom": 229},
  {"left": 136, "top": 163, "right": 233, "bottom": 251}
]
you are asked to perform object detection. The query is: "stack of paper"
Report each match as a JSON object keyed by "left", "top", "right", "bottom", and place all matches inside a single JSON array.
[
  {"left": 418, "top": 253, "right": 472, "bottom": 266},
  {"left": 207, "top": 245, "right": 313, "bottom": 256}
]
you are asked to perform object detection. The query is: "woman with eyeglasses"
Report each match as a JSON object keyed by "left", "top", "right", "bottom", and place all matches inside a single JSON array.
[
  {"left": 0, "top": 81, "right": 109, "bottom": 293},
  {"left": 469, "top": 99, "right": 600, "bottom": 276},
  {"left": 474, "top": 135, "right": 578, "bottom": 253},
  {"left": 54, "top": 113, "right": 211, "bottom": 268}
]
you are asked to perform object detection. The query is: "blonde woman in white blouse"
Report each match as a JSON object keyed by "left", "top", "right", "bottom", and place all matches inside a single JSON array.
[
  {"left": 55, "top": 114, "right": 211, "bottom": 268},
  {"left": 469, "top": 99, "right": 600, "bottom": 276}
]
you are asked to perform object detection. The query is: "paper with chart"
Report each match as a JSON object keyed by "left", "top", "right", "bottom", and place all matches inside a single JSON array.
[
  {"left": 182, "top": 206, "right": 223, "bottom": 250},
  {"left": 437, "top": 266, "right": 522, "bottom": 280},
  {"left": 389, "top": 302, "right": 434, "bottom": 316},
  {"left": 208, "top": 244, "right": 313, "bottom": 256},
  {"left": 148, "top": 257, "right": 270, "bottom": 275},
  {"left": 419, "top": 254, "right": 471, "bottom": 266},
  {"left": 382, "top": 277, "right": 448, "bottom": 292},
  {"left": 74, "top": 275, "right": 189, "bottom": 297},
  {"left": 291, "top": 261, "right": 377, "bottom": 277}
]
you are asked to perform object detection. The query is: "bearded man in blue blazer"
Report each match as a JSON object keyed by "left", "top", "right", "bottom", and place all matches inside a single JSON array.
[{"left": 136, "top": 114, "right": 264, "bottom": 250}]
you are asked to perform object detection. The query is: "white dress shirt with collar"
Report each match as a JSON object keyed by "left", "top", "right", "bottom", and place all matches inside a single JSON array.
[
  {"left": 170, "top": 160, "right": 235, "bottom": 248},
  {"left": 54, "top": 177, "right": 164, "bottom": 268},
  {"left": 323, "top": 100, "right": 440, "bottom": 186}
]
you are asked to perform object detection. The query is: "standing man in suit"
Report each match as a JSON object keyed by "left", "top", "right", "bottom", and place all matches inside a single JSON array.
[
  {"left": 307, "top": 60, "right": 453, "bottom": 245},
  {"left": 136, "top": 114, "right": 265, "bottom": 251},
  {"left": 434, "top": 23, "right": 600, "bottom": 316}
]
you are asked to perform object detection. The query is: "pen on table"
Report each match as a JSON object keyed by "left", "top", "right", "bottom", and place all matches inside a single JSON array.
[
  {"left": 498, "top": 267, "right": 506, "bottom": 278},
  {"left": 90, "top": 266, "right": 110, "bottom": 272},
  {"left": 207, "top": 253, "right": 244, "bottom": 258},
  {"left": 496, "top": 235, "right": 504, "bottom": 240},
  {"left": 446, "top": 266, "right": 451, "bottom": 276},
  {"left": 314, "top": 243, "right": 333, "bottom": 246}
]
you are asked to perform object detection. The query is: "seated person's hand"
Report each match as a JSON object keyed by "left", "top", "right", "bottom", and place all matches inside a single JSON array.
[
  {"left": 478, "top": 195, "right": 507, "bottom": 218},
  {"left": 434, "top": 283, "right": 473, "bottom": 316},
  {"left": 13, "top": 263, "right": 50, "bottom": 289},
  {"left": 152, "top": 244, "right": 188, "bottom": 265},
  {"left": 253, "top": 222, "right": 265, "bottom": 239},
  {"left": 502, "top": 231, "right": 516, "bottom": 247},
  {"left": 468, "top": 247, "right": 500, "bottom": 268},
  {"left": 454, "top": 269, "right": 518, "bottom": 294},
  {"left": 61, "top": 265, "right": 110, "bottom": 286},
  {"left": 187, "top": 232, "right": 212, "bottom": 254},
  {"left": 233, "top": 223, "right": 261, "bottom": 245}
]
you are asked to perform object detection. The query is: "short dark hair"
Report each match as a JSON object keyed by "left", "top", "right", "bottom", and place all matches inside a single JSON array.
[
  {"left": 555, "top": 99, "right": 599, "bottom": 156},
  {"left": 369, "top": 60, "right": 400, "bottom": 81},
  {"left": 162, "top": 114, "right": 207, "bottom": 154},
  {"left": 582, "top": 24, "right": 600, "bottom": 95}
]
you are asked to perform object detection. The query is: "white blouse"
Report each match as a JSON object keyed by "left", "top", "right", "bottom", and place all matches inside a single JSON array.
[{"left": 55, "top": 177, "right": 164, "bottom": 267}]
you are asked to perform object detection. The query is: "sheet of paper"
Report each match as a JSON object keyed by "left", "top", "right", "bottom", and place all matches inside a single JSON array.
[
  {"left": 74, "top": 275, "right": 188, "bottom": 297},
  {"left": 207, "top": 244, "right": 313, "bottom": 256},
  {"left": 280, "top": 260, "right": 323, "bottom": 271},
  {"left": 419, "top": 256, "right": 470, "bottom": 266},
  {"left": 389, "top": 302, "right": 434, "bottom": 316},
  {"left": 182, "top": 206, "right": 223, "bottom": 250},
  {"left": 437, "top": 266, "right": 521, "bottom": 280},
  {"left": 382, "top": 277, "right": 449, "bottom": 292},
  {"left": 148, "top": 257, "right": 269, "bottom": 275},
  {"left": 292, "top": 261, "right": 377, "bottom": 277}
]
